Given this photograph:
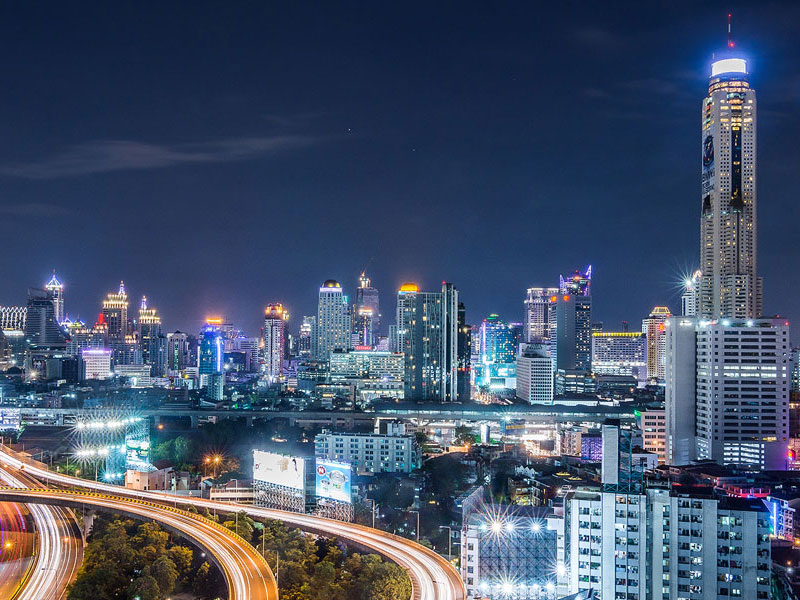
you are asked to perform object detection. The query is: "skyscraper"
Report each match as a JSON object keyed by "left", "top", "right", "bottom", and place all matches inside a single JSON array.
[
  {"left": 643, "top": 305, "right": 672, "bottom": 381},
  {"left": 137, "top": 296, "right": 166, "bottom": 376},
  {"left": 397, "top": 282, "right": 459, "bottom": 402},
  {"left": 44, "top": 270, "right": 64, "bottom": 324},
  {"left": 550, "top": 267, "right": 592, "bottom": 393},
  {"left": 262, "top": 303, "right": 286, "bottom": 383},
  {"left": 456, "top": 302, "right": 471, "bottom": 402},
  {"left": 698, "top": 54, "right": 761, "bottom": 319},
  {"left": 102, "top": 281, "right": 130, "bottom": 362},
  {"left": 312, "top": 280, "right": 352, "bottom": 360},
  {"left": 298, "top": 316, "right": 314, "bottom": 357},
  {"left": 166, "top": 331, "right": 189, "bottom": 371},
  {"left": 23, "top": 288, "right": 67, "bottom": 350},
  {"left": 523, "top": 287, "right": 559, "bottom": 343},
  {"left": 199, "top": 321, "right": 224, "bottom": 400},
  {"left": 354, "top": 271, "right": 380, "bottom": 334}
]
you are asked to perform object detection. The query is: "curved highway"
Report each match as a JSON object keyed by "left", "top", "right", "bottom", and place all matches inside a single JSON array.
[
  {"left": 0, "top": 466, "right": 83, "bottom": 600},
  {"left": 0, "top": 488, "right": 277, "bottom": 600},
  {"left": 0, "top": 445, "right": 465, "bottom": 600}
]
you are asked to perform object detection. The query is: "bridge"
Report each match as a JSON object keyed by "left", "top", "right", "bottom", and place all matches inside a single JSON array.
[
  {"left": 0, "top": 445, "right": 466, "bottom": 600},
  {"left": 8, "top": 401, "right": 638, "bottom": 429},
  {"left": 0, "top": 487, "right": 278, "bottom": 600}
]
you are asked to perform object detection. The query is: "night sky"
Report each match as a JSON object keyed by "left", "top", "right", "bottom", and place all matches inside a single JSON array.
[{"left": 1, "top": 2, "right": 798, "bottom": 337}]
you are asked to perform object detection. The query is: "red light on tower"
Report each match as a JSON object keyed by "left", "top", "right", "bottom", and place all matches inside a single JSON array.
[
  {"left": 550, "top": 295, "right": 558, "bottom": 303},
  {"left": 562, "top": 295, "right": 570, "bottom": 302}
]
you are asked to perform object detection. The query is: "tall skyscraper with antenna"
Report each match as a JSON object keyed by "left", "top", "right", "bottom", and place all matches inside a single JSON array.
[
  {"left": 698, "top": 19, "right": 761, "bottom": 319},
  {"left": 45, "top": 270, "right": 64, "bottom": 324}
]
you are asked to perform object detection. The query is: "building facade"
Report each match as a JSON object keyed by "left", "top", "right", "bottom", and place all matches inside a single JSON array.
[
  {"left": 314, "top": 431, "right": 421, "bottom": 474},
  {"left": 262, "top": 303, "right": 286, "bottom": 383},
  {"left": 591, "top": 332, "right": 646, "bottom": 379},
  {"left": 312, "top": 280, "right": 352, "bottom": 360},
  {"left": 523, "top": 287, "right": 559, "bottom": 343},
  {"left": 643, "top": 306, "right": 672, "bottom": 381}
]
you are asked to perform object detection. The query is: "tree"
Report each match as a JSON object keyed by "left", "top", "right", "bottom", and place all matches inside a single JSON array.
[
  {"left": 453, "top": 424, "right": 475, "bottom": 446},
  {"left": 126, "top": 575, "right": 160, "bottom": 600},
  {"left": 193, "top": 562, "right": 214, "bottom": 599},
  {"left": 143, "top": 555, "right": 178, "bottom": 596},
  {"left": 167, "top": 545, "right": 194, "bottom": 581}
]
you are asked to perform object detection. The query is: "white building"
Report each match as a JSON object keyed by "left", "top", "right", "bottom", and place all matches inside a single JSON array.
[
  {"left": 314, "top": 431, "right": 421, "bottom": 474},
  {"left": 591, "top": 332, "right": 646, "bottom": 379},
  {"left": 516, "top": 345, "right": 553, "bottom": 404},
  {"left": 643, "top": 306, "right": 671, "bottom": 382},
  {"left": 666, "top": 316, "right": 790, "bottom": 470},
  {"left": 312, "top": 280, "right": 351, "bottom": 360},
  {"left": 523, "top": 287, "right": 559, "bottom": 343},
  {"left": 635, "top": 408, "right": 666, "bottom": 463},
  {"left": 81, "top": 348, "right": 113, "bottom": 380},
  {"left": 329, "top": 350, "right": 404, "bottom": 381},
  {"left": 698, "top": 57, "right": 761, "bottom": 320}
]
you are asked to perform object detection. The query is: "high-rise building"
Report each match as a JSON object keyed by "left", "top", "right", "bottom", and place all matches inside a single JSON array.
[
  {"left": 23, "top": 288, "right": 67, "bottom": 350},
  {"left": 457, "top": 302, "right": 471, "bottom": 402},
  {"left": 665, "top": 316, "right": 790, "bottom": 470},
  {"left": 44, "top": 270, "right": 64, "bottom": 324},
  {"left": 643, "top": 306, "right": 672, "bottom": 381},
  {"left": 262, "top": 303, "right": 286, "bottom": 383},
  {"left": 102, "top": 281, "right": 130, "bottom": 363},
  {"left": 516, "top": 343, "right": 553, "bottom": 404},
  {"left": 298, "top": 316, "right": 314, "bottom": 357},
  {"left": 0, "top": 306, "right": 27, "bottom": 331},
  {"left": 398, "top": 282, "right": 459, "bottom": 402},
  {"left": 166, "top": 331, "right": 188, "bottom": 371},
  {"left": 698, "top": 55, "right": 761, "bottom": 319},
  {"left": 81, "top": 348, "right": 113, "bottom": 380},
  {"left": 479, "top": 314, "right": 516, "bottom": 365},
  {"left": 550, "top": 267, "right": 592, "bottom": 393},
  {"left": 199, "top": 322, "right": 224, "bottom": 400},
  {"left": 523, "top": 287, "right": 559, "bottom": 343},
  {"left": 312, "top": 280, "right": 352, "bottom": 360},
  {"left": 354, "top": 271, "right": 380, "bottom": 334},
  {"left": 681, "top": 270, "right": 702, "bottom": 316},
  {"left": 352, "top": 306, "right": 375, "bottom": 348},
  {"left": 591, "top": 332, "right": 646, "bottom": 379},
  {"left": 137, "top": 296, "right": 166, "bottom": 376}
]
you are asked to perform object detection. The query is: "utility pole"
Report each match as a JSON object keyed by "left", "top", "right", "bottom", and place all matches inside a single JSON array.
[
  {"left": 439, "top": 526, "right": 453, "bottom": 561},
  {"left": 409, "top": 510, "right": 420, "bottom": 542}
]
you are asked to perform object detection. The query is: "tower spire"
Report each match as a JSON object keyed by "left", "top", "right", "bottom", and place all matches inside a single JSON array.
[{"left": 728, "top": 13, "right": 734, "bottom": 48}]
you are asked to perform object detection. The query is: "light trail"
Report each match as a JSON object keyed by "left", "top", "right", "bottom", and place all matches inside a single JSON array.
[
  {"left": 0, "top": 444, "right": 465, "bottom": 600},
  {"left": 0, "top": 487, "right": 277, "bottom": 600},
  {"left": 0, "top": 466, "right": 83, "bottom": 600}
]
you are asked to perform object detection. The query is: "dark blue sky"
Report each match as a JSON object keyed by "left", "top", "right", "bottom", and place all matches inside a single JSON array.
[{"left": 1, "top": 2, "right": 798, "bottom": 336}]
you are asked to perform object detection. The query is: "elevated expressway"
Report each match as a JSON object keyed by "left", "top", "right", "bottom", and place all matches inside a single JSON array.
[
  {"left": 0, "top": 465, "right": 82, "bottom": 600},
  {"left": 0, "top": 445, "right": 466, "bottom": 600},
  {"left": 0, "top": 487, "right": 278, "bottom": 600}
]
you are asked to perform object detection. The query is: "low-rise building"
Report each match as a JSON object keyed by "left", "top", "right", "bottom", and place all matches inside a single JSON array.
[{"left": 314, "top": 430, "right": 421, "bottom": 474}]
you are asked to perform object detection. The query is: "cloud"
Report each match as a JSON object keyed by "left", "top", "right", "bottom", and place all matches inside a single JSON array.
[
  {"left": 0, "top": 135, "right": 317, "bottom": 179},
  {"left": 0, "top": 202, "right": 69, "bottom": 217}
]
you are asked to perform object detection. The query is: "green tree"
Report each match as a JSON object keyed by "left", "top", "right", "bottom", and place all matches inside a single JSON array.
[
  {"left": 143, "top": 555, "right": 178, "bottom": 596},
  {"left": 453, "top": 424, "right": 475, "bottom": 446},
  {"left": 126, "top": 575, "right": 160, "bottom": 600},
  {"left": 193, "top": 562, "right": 214, "bottom": 599},
  {"left": 167, "top": 545, "right": 194, "bottom": 580}
]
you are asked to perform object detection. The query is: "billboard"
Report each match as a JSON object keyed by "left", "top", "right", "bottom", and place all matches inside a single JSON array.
[
  {"left": 253, "top": 450, "right": 305, "bottom": 490},
  {"left": 315, "top": 459, "right": 352, "bottom": 503}
]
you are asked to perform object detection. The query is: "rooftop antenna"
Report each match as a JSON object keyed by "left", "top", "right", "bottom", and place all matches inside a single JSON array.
[{"left": 728, "top": 13, "right": 734, "bottom": 48}]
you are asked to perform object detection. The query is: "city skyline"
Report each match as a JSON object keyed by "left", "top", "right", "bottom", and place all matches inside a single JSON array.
[{"left": 0, "top": 4, "right": 798, "bottom": 337}]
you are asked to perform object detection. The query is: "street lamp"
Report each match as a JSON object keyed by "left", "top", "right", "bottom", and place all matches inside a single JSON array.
[
  {"left": 366, "top": 499, "right": 379, "bottom": 529},
  {"left": 439, "top": 525, "right": 453, "bottom": 561},
  {"left": 409, "top": 510, "right": 420, "bottom": 542}
]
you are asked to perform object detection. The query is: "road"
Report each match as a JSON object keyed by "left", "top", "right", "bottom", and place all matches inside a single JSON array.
[
  {"left": 0, "top": 444, "right": 466, "bottom": 600},
  {"left": 0, "top": 488, "right": 278, "bottom": 600},
  {"left": 0, "top": 465, "right": 83, "bottom": 600},
  {"left": 0, "top": 499, "right": 33, "bottom": 599}
]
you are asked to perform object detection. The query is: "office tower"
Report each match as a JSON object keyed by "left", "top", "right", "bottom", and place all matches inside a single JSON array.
[
  {"left": 523, "top": 287, "right": 559, "bottom": 343},
  {"left": 23, "top": 288, "right": 67, "bottom": 350},
  {"left": 516, "top": 343, "right": 553, "bottom": 404},
  {"left": 262, "top": 303, "right": 286, "bottom": 383},
  {"left": 591, "top": 332, "right": 646, "bottom": 378},
  {"left": 81, "top": 348, "right": 113, "bottom": 380},
  {"left": 664, "top": 317, "right": 699, "bottom": 465},
  {"left": 550, "top": 267, "right": 592, "bottom": 393},
  {"left": 457, "top": 301, "right": 471, "bottom": 402},
  {"left": 353, "top": 306, "right": 375, "bottom": 348},
  {"left": 312, "top": 280, "right": 352, "bottom": 360},
  {"left": 44, "top": 270, "right": 64, "bottom": 324},
  {"left": 298, "top": 316, "right": 314, "bottom": 357},
  {"left": 235, "top": 337, "right": 260, "bottom": 372},
  {"left": 0, "top": 330, "right": 12, "bottom": 370},
  {"left": 696, "top": 319, "right": 789, "bottom": 469},
  {"left": 479, "top": 314, "right": 516, "bottom": 365},
  {"left": 102, "top": 281, "right": 129, "bottom": 341},
  {"left": 199, "top": 322, "right": 224, "bottom": 399},
  {"left": 398, "top": 282, "right": 459, "bottom": 402},
  {"left": 698, "top": 54, "right": 761, "bottom": 320},
  {"left": 166, "top": 331, "right": 189, "bottom": 371},
  {"left": 643, "top": 306, "right": 672, "bottom": 381},
  {"left": 681, "top": 270, "right": 702, "bottom": 316},
  {"left": 666, "top": 316, "right": 790, "bottom": 470},
  {"left": 354, "top": 271, "right": 380, "bottom": 334},
  {"left": 137, "top": 296, "right": 166, "bottom": 376}
]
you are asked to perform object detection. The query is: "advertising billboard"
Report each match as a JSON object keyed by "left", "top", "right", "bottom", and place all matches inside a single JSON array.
[
  {"left": 315, "top": 459, "right": 352, "bottom": 503},
  {"left": 253, "top": 450, "right": 305, "bottom": 490}
]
